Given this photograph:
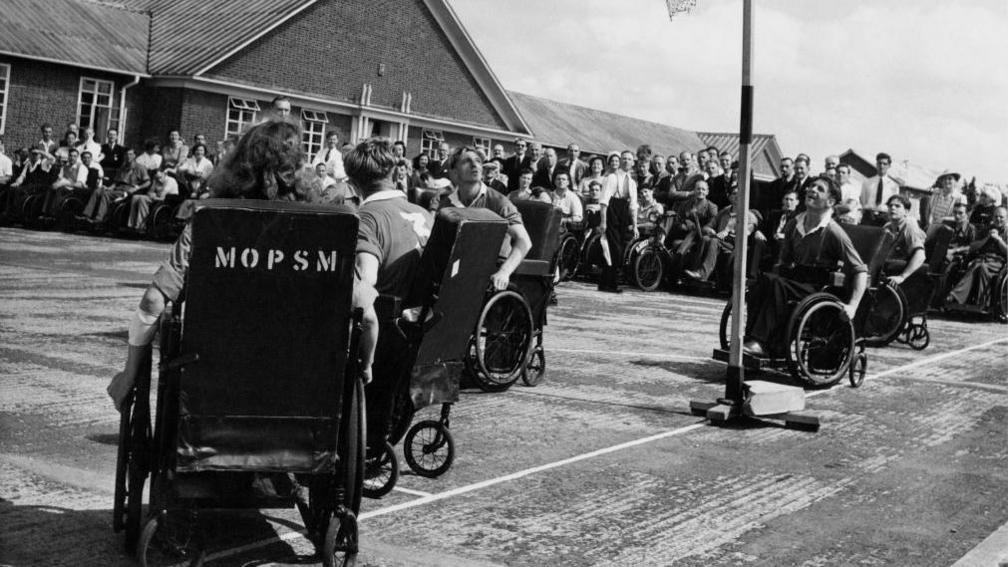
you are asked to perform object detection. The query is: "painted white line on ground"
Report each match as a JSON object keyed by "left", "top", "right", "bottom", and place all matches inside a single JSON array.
[
  {"left": 951, "top": 519, "right": 1008, "bottom": 567},
  {"left": 551, "top": 348, "right": 714, "bottom": 362},
  {"left": 392, "top": 486, "right": 433, "bottom": 497}
]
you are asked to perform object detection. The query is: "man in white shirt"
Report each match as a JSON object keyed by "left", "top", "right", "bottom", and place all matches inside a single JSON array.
[
  {"left": 312, "top": 131, "right": 347, "bottom": 180},
  {"left": 548, "top": 172, "right": 583, "bottom": 226},
  {"left": 76, "top": 127, "right": 104, "bottom": 164},
  {"left": 860, "top": 152, "right": 900, "bottom": 217},
  {"left": 597, "top": 150, "right": 639, "bottom": 292},
  {"left": 822, "top": 155, "right": 840, "bottom": 180},
  {"left": 38, "top": 124, "right": 58, "bottom": 156},
  {"left": 0, "top": 138, "right": 13, "bottom": 187},
  {"left": 837, "top": 163, "right": 860, "bottom": 203}
]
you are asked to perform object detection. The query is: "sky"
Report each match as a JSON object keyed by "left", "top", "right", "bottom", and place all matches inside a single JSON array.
[{"left": 449, "top": 0, "right": 1008, "bottom": 183}]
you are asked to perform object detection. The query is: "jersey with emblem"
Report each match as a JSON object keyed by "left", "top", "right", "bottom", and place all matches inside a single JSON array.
[{"left": 357, "top": 192, "right": 434, "bottom": 296}]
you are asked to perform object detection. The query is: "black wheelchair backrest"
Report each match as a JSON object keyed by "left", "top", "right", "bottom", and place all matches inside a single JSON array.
[
  {"left": 924, "top": 224, "right": 955, "bottom": 272},
  {"left": 514, "top": 199, "right": 563, "bottom": 265},
  {"left": 841, "top": 223, "right": 895, "bottom": 283},
  {"left": 409, "top": 207, "right": 508, "bottom": 366},
  {"left": 176, "top": 199, "right": 359, "bottom": 473}
]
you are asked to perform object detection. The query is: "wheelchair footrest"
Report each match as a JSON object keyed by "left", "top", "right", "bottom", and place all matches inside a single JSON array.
[{"left": 711, "top": 348, "right": 780, "bottom": 370}]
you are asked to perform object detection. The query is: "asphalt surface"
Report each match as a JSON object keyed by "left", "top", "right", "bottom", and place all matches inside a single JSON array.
[{"left": 1, "top": 225, "right": 1007, "bottom": 567}]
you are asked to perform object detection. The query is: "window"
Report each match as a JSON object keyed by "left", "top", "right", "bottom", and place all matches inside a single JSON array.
[
  {"left": 472, "top": 137, "right": 491, "bottom": 159},
  {"left": 421, "top": 129, "right": 444, "bottom": 158},
  {"left": 77, "top": 76, "right": 119, "bottom": 135},
  {"left": 225, "top": 97, "right": 260, "bottom": 139},
  {"left": 301, "top": 109, "right": 329, "bottom": 162},
  {"left": 0, "top": 63, "right": 9, "bottom": 135}
]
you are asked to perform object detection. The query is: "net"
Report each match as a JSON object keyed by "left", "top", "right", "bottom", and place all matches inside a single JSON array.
[{"left": 666, "top": 0, "right": 697, "bottom": 18}]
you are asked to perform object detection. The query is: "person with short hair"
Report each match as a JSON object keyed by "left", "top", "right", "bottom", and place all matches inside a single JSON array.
[
  {"left": 82, "top": 148, "right": 150, "bottom": 223},
  {"left": 128, "top": 168, "right": 179, "bottom": 232},
  {"left": 177, "top": 143, "right": 214, "bottom": 198},
  {"left": 100, "top": 128, "right": 127, "bottom": 180},
  {"left": 312, "top": 130, "right": 348, "bottom": 181},
  {"left": 635, "top": 185, "right": 663, "bottom": 228},
  {"left": 482, "top": 160, "right": 508, "bottom": 195},
  {"left": 559, "top": 143, "right": 587, "bottom": 187},
  {"left": 822, "top": 155, "right": 840, "bottom": 179},
  {"left": 946, "top": 206, "right": 1007, "bottom": 312},
  {"left": 837, "top": 163, "right": 859, "bottom": 203},
  {"left": 440, "top": 145, "right": 532, "bottom": 291},
  {"left": 684, "top": 193, "right": 764, "bottom": 288},
  {"left": 491, "top": 143, "right": 506, "bottom": 163},
  {"left": 135, "top": 138, "right": 163, "bottom": 174},
  {"left": 860, "top": 152, "right": 900, "bottom": 215},
  {"left": 549, "top": 171, "right": 583, "bottom": 227},
  {"left": 427, "top": 141, "right": 451, "bottom": 180},
  {"left": 596, "top": 150, "right": 639, "bottom": 292},
  {"left": 37, "top": 124, "right": 58, "bottom": 156},
  {"left": 162, "top": 130, "right": 189, "bottom": 175},
  {"left": 533, "top": 147, "right": 560, "bottom": 190},
  {"left": 882, "top": 194, "right": 927, "bottom": 287},
  {"left": 742, "top": 176, "right": 868, "bottom": 357},
  {"left": 268, "top": 95, "right": 292, "bottom": 120},
  {"left": 502, "top": 138, "right": 529, "bottom": 193},
  {"left": 0, "top": 137, "right": 12, "bottom": 188},
  {"left": 508, "top": 168, "right": 549, "bottom": 203},
  {"left": 76, "top": 127, "right": 104, "bottom": 164},
  {"left": 969, "top": 185, "right": 1004, "bottom": 226},
  {"left": 945, "top": 202, "right": 976, "bottom": 260},
  {"left": 306, "top": 162, "right": 338, "bottom": 203},
  {"left": 55, "top": 130, "right": 79, "bottom": 163},
  {"left": 41, "top": 148, "right": 89, "bottom": 218}
]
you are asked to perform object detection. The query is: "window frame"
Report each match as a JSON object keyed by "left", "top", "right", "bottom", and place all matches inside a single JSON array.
[
  {"left": 301, "top": 109, "right": 329, "bottom": 162},
  {"left": 225, "top": 97, "right": 261, "bottom": 139},
  {"left": 421, "top": 129, "right": 444, "bottom": 158},
  {"left": 472, "top": 136, "right": 491, "bottom": 159},
  {"left": 76, "top": 76, "right": 119, "bottom": 135},
  {"left": 0, "top": 63, "right": 9, "bottom": 135}
]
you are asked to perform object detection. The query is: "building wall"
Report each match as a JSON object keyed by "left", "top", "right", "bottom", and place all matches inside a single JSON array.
[
  {"left": 0, "top": 56, "right": 132, "bottom": 150},
  {"left": 135, "top": 86, "right": 184, "bottom": 147},
  {"left": 205, "top": 0, "right": 507, "bottom": 131},
  {"left": 180, "top": 89, "right": 228, "bottom": 144}
]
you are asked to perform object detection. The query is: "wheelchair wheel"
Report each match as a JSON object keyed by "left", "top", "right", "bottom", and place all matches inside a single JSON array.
[
  {"left": 111, "top": 198, "right": 132, "bottom": 234},
  {"left": 344, "top": 377, "right": 365, "bottom": 515},
  {"left": 21, "top": 194, "right": 45, "bottom": 226},
  {"left": 58, "top": 196, "right": 85, "bottom": 230},
  {"left": 148, "top": 203, "right": 176, "bottom": 241},
  {"left": 633, "top": 246, "right": 664, "bottom": 292},
  {"left": 404, "top": 419, "right": 455, "bottom": 478},
  {"left": 322, "top": 508, "right": 358, "bottom": 567},
  {"left": 718, "top": 300, "right": 734, "bottom": 351},
  {"left": 362, "top": 441, "right": 399, "bottom": 499},
  {"left": 905, "top": 320, "right": 930, "bottom": 351},
  {"left": 521, "top": 346, "right": 545, "bottom": 387},
  {"left": 861, "top": 283, "right": 906, "bottom": 347},
  {"left": 472, "top": 290, "right": 533, "bottom": 392},
  {"left": 997, "top": 272, "right": 1008, "bottom": 323},
  {"left": 788, "top": 294, "right": 855, "bottom": 387},
  {"left": 137, "top": 511, "right": 203, "bottom": 567},
  {"left": 557, "top": 235, "right": 581, "bottom": 281},
  {"left": 848, "top": 347, "right": 867, "bottom": 388}
]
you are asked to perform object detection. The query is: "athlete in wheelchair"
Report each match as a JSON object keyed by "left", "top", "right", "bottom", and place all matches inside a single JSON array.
[
  {"left": 944, "top": 206, "right": 1008, "bottom": 322},
  {"left": 717, "top": 176, "right": 878, "bottom": 387},
  {"left": 107, "top": 121, "right": 366, "bottom": 566}
]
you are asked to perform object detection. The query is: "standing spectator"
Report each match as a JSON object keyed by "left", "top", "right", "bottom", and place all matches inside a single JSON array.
[
  {"left": 0, "top": 137, "right": 12, "bottom": 188},
  {"left": 791, "top": 156, "right": 812, "bottom": 194},
  {"left": 100, "top": 128, "right": 127, "bottom": 178},
  {"left": 665, "top": 154, "right": 680, "bottom": 177},
  {"left": 267, "top": 95, "right": 292, "bottom": 120},
  {"left": 161, "top": 130, "right": 189, "bottom": 175},
  {"left": 177, "top": 144, "right": 214, "bottom": 198},
  {"left": 59, "top": 124, "right": 78, "bottom": 147},
  {"left": 503, "top": 138, "right": 529, "bottom": 192},
  {"left": 38, "top": 124, "right": 59, "bottom": 156},
  {"left": 191, "top": 134, "right": 214, "bottom": 162},
  {"left": 313, "top": 131, "right": 348, "bottom": 181},
  {"left": 528, "top": 142, "right": 545, "bottom": 172},
  {"left": 410, "top": 153, "right": 431, "bottom": 189},
  {"left": 837, "top": 163, "right": 860, "bottom": 203},
  {"left": 632, "top": 158, "right": 653, "bottom": 190},
  {"left": 667, "top": 150, "right": 700, "bottom": 204},
  {"left": 391, "top": 159, "right": 415, "bottom": 200},
  {"left": 533, "top": 147, "right": 560, "bottom": 190},
  {"left": 822, "top": 155, "right": 840, "bottom": 179},
  {"left": 127, "top": 168, "right": 178, "bottom": 232},
  {"left": 135, "top": 139, "right": 163, "bottom": 175},
  {"left": 707, "top": 157, "right": 733, "bottom": 210},
  {"left": 597, "top": 150, "right": 639, "bottom": 293},
  {"left": 762, "top": 156, "right": 795, "bottom": 213},
  {"left": 427, "top": 141, "right": 451, "bottom": 180},
  {"left": 549, "top": 172, "right": 583, "bottom": 227},
  {"left": 392, "top": 140, "right": 408, "bottom": 163},
  {"left": 578, "top": 156, "right": 606, "bottom": 198},
  {"left": 859, "top": 152, "right": 900, "bottom": 219},
  {"left": 921, "top": 170, "right": 966, "bottom": 231},
  {"left": 491, "top": 143, "right": 506, "bottom": 164},
  {"left": 482, "top": 161, "right": 508, "bottom": 195},
  {"left": 719, "top": 152, "right": 734, "bottom": 181},
  {"left": 77, "top": 127, "right": 103, "bottom": 163},
  {"left": 558, "top": 143, "right": 587, "bottom": 187}
]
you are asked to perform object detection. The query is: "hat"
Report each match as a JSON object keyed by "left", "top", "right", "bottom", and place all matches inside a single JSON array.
[{"left": 935, "top": 169, "right": 960, "bottom": 185}]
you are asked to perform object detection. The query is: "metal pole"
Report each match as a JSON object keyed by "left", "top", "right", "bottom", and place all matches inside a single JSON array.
[{"left": 725, "top": 0, "right": 753, "bottom": 404}]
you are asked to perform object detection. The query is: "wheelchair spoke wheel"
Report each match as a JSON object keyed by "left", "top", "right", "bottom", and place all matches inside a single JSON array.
[
  {"left": 342, "top": 377, "right": 365, "bottom": 515},
  {"left": 404, "top": 419, "right": 455, "bottom": 478},
  {"left": 861, "top": 283, "right": 906, "bottom": 347},
  {"left": 558, "top": 236, "right": 581, "bottom": 281},
  {"left": 521, "top": 347, "right": 546, "bottom": 387},
  {"left": 848, "top": 348, "right": 867, "bottom": 388},
  {"left": 472, "top": 290, "right": 533, "bottom": 392},
  {"left": 362, "top": 441, "right": 399, "bottom": 499},
  {"left": 633, "top": 247, "right": 664, "bottom": 292},
  {"left": 790, "top": 300, "right": 854, "bottom": 387},
  {"left": 718, "top": 301, "right": 733, "bottom": 351},
  {"left": 906, "top": 322, "right": 930, "bottom": 351},
  {"left": 137, "top": 511, "right": 204, "bottom": 567},
  {"left": 322, "top": 509, "right": 358, "bottom": 567}
]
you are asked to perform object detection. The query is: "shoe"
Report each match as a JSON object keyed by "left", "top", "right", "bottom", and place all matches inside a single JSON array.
[
  {"left": 742, "top": 340, "right": 766, "bottom": 357},
  {"left": 684, "top": 269, "right": 703, "bottom": 280}
]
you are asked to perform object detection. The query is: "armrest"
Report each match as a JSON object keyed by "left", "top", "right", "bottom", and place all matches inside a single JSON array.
[{"left": 514, "top": 259, "right": 553, "bottom": 277}]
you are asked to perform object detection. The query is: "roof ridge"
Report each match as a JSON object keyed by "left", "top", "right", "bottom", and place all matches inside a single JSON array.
[{"left": 73, "top": 0, "right": 149, "bottom": 15}]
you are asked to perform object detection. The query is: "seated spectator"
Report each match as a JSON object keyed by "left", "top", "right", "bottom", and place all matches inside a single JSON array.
[
  {"left": 670, "top": 179, "right": 719, "bottom": 256},
  {"left": 482, "top": 160, "right": 508, "bottom": 195},
  {"left": 636, "top": 185, "right": 664, "bottom": 229},
  {"left": 835, "top": 198, "right": 862, "bottom": 225},
  {"left": 54, "top": 131, "right": 79, "bottom": 163},
  {"left": 304, "top": 162, "right": 338, "bottom": 204},
  {"left": 177, "top": 143, "right": 214, "bottom": 198},
  {"left": 921, "top": 170, "right": 966, "bottom": 233},
  {"left": 577, "top": 156, "right": 606, "bottom": 199},
  {"left": 632, "top": 158, "right": 653, "bottom": 190},
  {"left": 82, "top": 148, "right": 150, "bottom": 224},
  {"left": 882, "top": 194, "right": 927, "bottom": 286},
  {"left": 135, "top": 139, "right": 163, "bottom": 176},
  {"left": 970, "top": 185, "right": 1004, "bottom": 226},
  {"left": 583, "top": 179, "right": 603, "bottom": 227},
  {"left": 549, "top": 171, "right": 583, "bottom": 228},
  {"left": 41, "top": 148, "right": 88, "bottom": 218},
  {"left": 128, "top": 169, "right": 179, "bottom": 232},
  {"left": 766, "top": 190, "right": 800, "bottom": 263},
  {"left": 161, "top": 130, "right": 189, "bottom": 175},
  {"left": 76, "top": 127, "right": 104, "bottom": 164},
  {"left": 707, "top": 159, "right": 733, "bottom": 210},
  {"left": 508, "top": 168, "right": 550, "bottom": 203},
  {"left": 82, "top": 151, "right": 104, "bottom": 191},
  {"left": 946, "top": 206, "right": 1007, "bottom": 312},
  {"left": 100, "top": 128, "right": 127, "bottom": 181},
  {"left": 684, "top": 195, "right": 764, "bottom": 288},
  {"left": 945, "top": 202, "right": 976, "bottom": 262},
  {"left": 3, "top": 145, "right": 56, "bottom": 221},
  {"left": 742, "top": 176, "right": 867, "bottom": 357},
  {"left": 190, "top": 134, "right": 212, "bottom": 160}
]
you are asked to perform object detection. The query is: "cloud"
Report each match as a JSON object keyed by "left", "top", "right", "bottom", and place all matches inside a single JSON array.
[{"left": 450, "top": 0, "right": 1007, "bottom": 180}]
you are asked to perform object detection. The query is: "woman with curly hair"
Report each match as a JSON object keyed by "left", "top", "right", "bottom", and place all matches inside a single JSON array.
[{"left": 106, "top": 119, "right": 313, "bottom": 410}]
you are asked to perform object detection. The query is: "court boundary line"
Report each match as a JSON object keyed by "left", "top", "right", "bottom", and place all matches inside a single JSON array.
[{"left": 178, "top": 336, "right": 1008, "bottom": 564}]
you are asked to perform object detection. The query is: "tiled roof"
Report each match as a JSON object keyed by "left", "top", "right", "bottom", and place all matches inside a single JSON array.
[
  {"left": 0, "top": 0, "right": 149, "bottom": 75},
  {"left": 508, "top": 91, "right": 703, "bottom": 157},
  {"left": 697, "top": 131, "right": 784, "bottom": 180}
]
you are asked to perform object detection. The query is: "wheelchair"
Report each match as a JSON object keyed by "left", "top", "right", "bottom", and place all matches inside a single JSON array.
[
  {"left": 362, "top": 208, "right": 507, "bottom": 498},
  {"left": 942, "top": 253, "right": 1008, "bottom": 323},
  {"left": 628, "top": 210, "right": 678, "bottom": 291},
  {"left": 714, "top": 224, "right": 896, "bottom": 388},
  {"left": 467, "top": 200, "right": 562, "bottom": 392},
  {"left": 113, "top": 201, "right": 365, "bottom": 566}
]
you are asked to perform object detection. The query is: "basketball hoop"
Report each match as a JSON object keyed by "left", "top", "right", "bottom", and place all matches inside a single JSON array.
[{"left": 666, "top": 0, "right": 697, "bottom": 19}]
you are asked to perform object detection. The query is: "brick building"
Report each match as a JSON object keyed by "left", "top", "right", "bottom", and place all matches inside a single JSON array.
[{"left": 0, "top": 0, "right": 532, "bottom": 162}]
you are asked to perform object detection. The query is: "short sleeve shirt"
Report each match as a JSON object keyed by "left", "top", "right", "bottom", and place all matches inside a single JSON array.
[
  {"left": 356, "top": 190, "right": 433, "bottom": 296},
  {"left": 886, "top": 218, "right": 926, "bottom": 261},
  {"left": 152, "top": 222, "right": 193, "bottom": 302},
  {"left": 781, "top": 212, "right": 867, "bottom": 274},
  {"left": 442, "top": 183, "right": 523, "bottom": 226},
  {"left": 551, "top": 190, "right": 584, "bottom": 222}
]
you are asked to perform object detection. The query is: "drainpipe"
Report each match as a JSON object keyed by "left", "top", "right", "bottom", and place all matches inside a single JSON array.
[{"left": 119, "top": 75, "right": 141, "bottom": 141}]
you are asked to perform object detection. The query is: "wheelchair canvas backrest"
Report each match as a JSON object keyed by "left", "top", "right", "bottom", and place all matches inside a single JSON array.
[
  {"left": 514, "top": 199, "right": 563, "bottom": 267},
  {"left": 924, "top": 224, "right": 955, "bottom": 272},
  {"left": 408, "top": 207, "right": 508, "bottom": 366},
  {"left": 176, "top": 200, "right": 358, "bottom": 473},
  {"left": 841, "top": 223, "right": 895, "bottom": 284}
]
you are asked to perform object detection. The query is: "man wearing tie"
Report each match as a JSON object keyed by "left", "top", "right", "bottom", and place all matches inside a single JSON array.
[
  {"left": 503, "top": 138, "right": 529, "bottom": 192},
  {"left": 558, "top": 143, "right": 587, "bottom": 188},
  {"left": 859, "top": 152, "right": 900, "bottom": 225},
  {"left": 312, "top": 131, "right": 347, "bottom": 181},
  {"left": 533, "top": 147, "right": 560, "bottom": 190}
]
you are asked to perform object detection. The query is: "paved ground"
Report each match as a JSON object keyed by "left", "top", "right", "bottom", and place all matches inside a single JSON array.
[{"left": 1, "top": 225, "right": 1007, "bottom": 567}]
